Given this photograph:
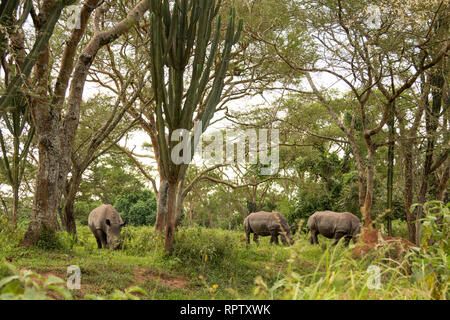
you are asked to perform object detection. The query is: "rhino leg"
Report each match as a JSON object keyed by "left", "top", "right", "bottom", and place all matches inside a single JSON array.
[
  {"left": 310, "top": 230, "right": 319, "bottom": 245},
  {"left": 280, "top": 233, "right": 288, "bottom": 245},
  {"left": 95, "top": 237, "right": 102, "bottom": 249},
  {"left": 94, "top": 229, "right": 107, "bottom": 249},
  {"left": 332, "top": 232, "right": 346, "bottom": 246},
  {"left": 344, "top": 235, "right": 352, "bottom": 246},
  {"left": 269, "top": 235, "right": 276, "bottom": 244},
  {"left": 246, "top": 230, "right": 251, "bottom": 246},
  {"left": 253, "top": 234, "right": 259, "bottom": 244},
  {"left": 270, "top": 233, "right": 279, "bottom": 245}
]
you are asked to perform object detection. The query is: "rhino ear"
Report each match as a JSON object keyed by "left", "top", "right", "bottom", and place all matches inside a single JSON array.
[
  {"left": 121, "top": 221, "right": 127, "bottom": 227},
  {"left": 105, "top": 219, "right": 111, "bottom": 226}
]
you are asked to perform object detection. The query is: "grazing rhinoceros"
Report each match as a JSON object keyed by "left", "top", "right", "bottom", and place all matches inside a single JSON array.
[
  {"left": 244, "top": 211, "right": 294, "bottom": 246},
  {"left": 307, "top": 211, "right": 360, "bottom": 246},
  {"left": 88, "top": 204, "right": 126, "bottom": 250}
]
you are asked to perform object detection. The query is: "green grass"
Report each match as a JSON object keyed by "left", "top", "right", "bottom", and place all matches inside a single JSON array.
[{"left": 0, "top": 221, "right": 446, "bottom": 300}]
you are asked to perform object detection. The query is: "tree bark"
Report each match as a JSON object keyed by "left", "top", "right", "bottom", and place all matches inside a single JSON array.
[
  {"left": 21, "top": 0, "right": 149, "bottom": 246},
  {"left": 63, "top": 170, "right": 83, "bottom": 237},
  {"left": 155, "top": 179, "right": 168, "bottom": 233},
  {"left": 416, "top": 70, "right": 444, "bottom": 245},
  {"left": 362, "top": 137, "right": 376, "bottom": 228},
  {"left": 403, "top": 147, "right": 417, "bottom": 243},
  {"left": 11, "top": 184, "right": 18, "bottom": 225},
  {"left": 164, "top": 181, "right": 178, "bottom": 252}
]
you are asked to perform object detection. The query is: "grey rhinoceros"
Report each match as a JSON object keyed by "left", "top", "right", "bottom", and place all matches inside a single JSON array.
[
  {"left": 307, "top": 210, "right": 360, "bottom": 246},
  {"left": 88, "top": 204, "right": 126, "bottom": 249},
  {"left": 244, "top": 211, "right": 294, "bottom": 246}
]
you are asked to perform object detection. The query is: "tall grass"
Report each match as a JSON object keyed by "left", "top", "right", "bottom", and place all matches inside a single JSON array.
[{"left": 1, "top": 201, "right": 447, "bottom": 300}]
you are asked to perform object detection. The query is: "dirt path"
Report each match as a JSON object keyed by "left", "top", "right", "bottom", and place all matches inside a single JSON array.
[{"left": 132, "top": 267, "right": 188, "bottom": 290}]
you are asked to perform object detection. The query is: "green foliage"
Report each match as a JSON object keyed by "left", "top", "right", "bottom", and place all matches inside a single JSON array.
[
  {"left": 0, "top": 215, "right": 22, "bottom": 253},
  {"left": 119, "top": 225, "right": 163, "bottom": 256},
  {"left": 84, "top": 286, "right": 147, "bottom": 300},
  {"left": 1, "top": 222, "right": 446, "bottom": 300},
  {"left": 287, "top": 146, "right": 355, "bottom": 231},
  {"left": 35, "top": 227, "right": 76, "bottom": 252},
  {"left": 250, "top": 244, "right": 416, "bottom": 300},
  {"left": 78, "top": 151, "right": 147, "bottom": 205},
  {"left": 289, "top": 191, "right": 335, "bottom": 231},
  {"left": 0, "top": 262, "right": 146, "bottom": 300},
  {"left": 114, "top": 189, "right": 157, "bottom": 226},
  {"left": 406, "top": 201, "right": 449, "bottom": 299},
  {"left": 169, "top": 227, "right": 238, "bottom": 269},
  {"left": 74, "top": 200, "right": 102, "bottom": 225},
  {"left": 0, "top": 263, "right": 72, "bottom": 300}
]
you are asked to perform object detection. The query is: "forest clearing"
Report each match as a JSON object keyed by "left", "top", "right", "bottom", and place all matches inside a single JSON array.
[{"left": 0, "top": 0, "right": 449, "bottom": 302}]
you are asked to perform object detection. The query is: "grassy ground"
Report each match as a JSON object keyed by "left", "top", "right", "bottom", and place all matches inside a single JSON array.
[{"left": 0, "top": 221, "right": 446, "bottom": 300}]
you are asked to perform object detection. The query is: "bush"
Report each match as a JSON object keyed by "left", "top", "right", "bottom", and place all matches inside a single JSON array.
[
  {"left": 406, "top": 201, "right": 449, "bottom": 299},
  {"left": 120, "top": 225, "right": 162, "bottom": 256},
  {"left": 114, "top": 189, "right": 157, "bottom": 226},
  {"left": 287, "top": 191, "right": 336, "bottom": 233},
  {"left": 35, "top": 227, "right": 76, "bottom": 252},
  {"left": 0, "top": 216, "right": 23, "bottom": 257},
  {"left": 74, "top": 200, "right": 102, "bottom": 225},
  {"left": 0, "top": 263, "right": 72, "bottom": 300},
  {"left": 127, "top": 200, "right": 157, "bottom": 225},
  {"left": 169, "top": 227, "right": 239, "bottom": 270}
]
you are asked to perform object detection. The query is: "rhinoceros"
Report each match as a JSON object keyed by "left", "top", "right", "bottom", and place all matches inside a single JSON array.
[
  {"left": 88, "top": 204, "right": 126, "bottom": 249},
  {"left": 307, "top": 211, "right": 360, "bottom": 246},
  {"left": 244, "top": 211, "right": 294, "bottom": 246}
]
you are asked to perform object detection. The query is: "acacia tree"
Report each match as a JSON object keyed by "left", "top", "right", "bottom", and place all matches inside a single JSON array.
[
  {"left": 20, "top": 0, "right": 150, "bottom": 246},
  {"left": 251, "top": 0, "right": 449, "bottom": 231},
  {"left": 147, "top": 0, "right": 242, "bottom": 251},
  {"left": 0, "top": 0, "right": 74, "bottom": 225},
  {"left": 62, "top": 75, "right": 146, "bottom": 237}
]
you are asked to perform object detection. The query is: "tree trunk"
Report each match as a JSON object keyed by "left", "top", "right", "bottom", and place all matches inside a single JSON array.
[
  {"left": 11, "top": 184, "right": 18, "bottom": 225},
  {"left": 386, "top": 103, "right": 395, "bottom": 236},
  {"left": 21, "top": 132, "right": 62, "bottom": 245},
  {"left": 164, "top": 181, "right": 178, "bottom": 252},
  {"left": 63, "top": 171, "right": 83, "bottom": 238},
  {"left": 205, "top": 206, "right": 215, "bottom": 229},
  {"left": 415, "top": 70, "right": 444, "bottom": 245},
  {"left": 403, "top": 147, "right": 417, "bottom": 243},
  {"left": 436, "top": 164, "right": 449, "bottom": 201},
  {"left": 362, "top": 140, "right": 376, "bottom": 228},
  {"left": 155, "top": 179, "right": 168, "bottom": 232},
  {"left": 175, "top": 185, "right": 184, "bottom": 228}
]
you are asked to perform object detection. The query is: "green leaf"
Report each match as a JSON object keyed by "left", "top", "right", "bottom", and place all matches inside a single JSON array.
[
  {"left": 44, "top": 275, "right": 65, "bottom": 287},
  {"left": 0, "top": 275, "right": 20, "bottom": 289},
  {"left": 46, "top": 285, "right": 72, "bottom": 300}
]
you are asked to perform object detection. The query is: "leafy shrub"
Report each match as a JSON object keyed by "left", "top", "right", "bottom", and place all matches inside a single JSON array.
[
  {"left": 406, "top": 201, "right": 449, "bottom": 299},
  {"left": 0, "top": 216, "right": 22, "bottom": 256},
  {"left": 169, "top": 227, "right": 239, "bottom": 270},
  {"left": 114, "top": 189, "right": 157, "bottom": 226},
  {"left": 74, "top": 200, "right": 102, "bottom": 225},
  {"left": 84, "top": 286, "right": 147, "bottom": 300},
  {"left": 288, "top": 191, "right": 336, "bottom": 233},
  {"left": 120, "top": 225, "right": 163, "bottom": 256},
  {"left": 0, "top": 262, "right": 146, "bottom": 300},
  {"left": 35, "top": 227, "right": 75, "bottom": 252},
  {"left": 0, "top": 263, "right": 72, "bottom": 300}
]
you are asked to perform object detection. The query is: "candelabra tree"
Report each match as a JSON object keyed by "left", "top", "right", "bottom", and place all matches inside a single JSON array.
[{"left": 148, "top": 0, "right": 242, "bottom": 251}]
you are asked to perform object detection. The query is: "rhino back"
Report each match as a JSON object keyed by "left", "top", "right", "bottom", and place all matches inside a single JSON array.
[
  {"left": 312, "top": 211, "right": 359, "bottom": 238},
  {"left": 247, "top": 211, "right": 287, "bottom": 235},
  {"left": 88, "top": 204, "right": 123, "bottom": 230}
]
